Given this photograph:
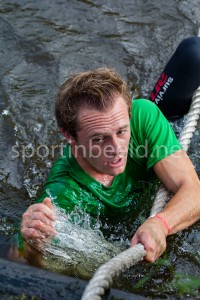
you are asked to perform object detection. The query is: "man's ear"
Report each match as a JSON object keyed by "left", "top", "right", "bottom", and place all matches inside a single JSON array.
[{"left": 61, "top": 129, "right": 76, "bottom": 145}]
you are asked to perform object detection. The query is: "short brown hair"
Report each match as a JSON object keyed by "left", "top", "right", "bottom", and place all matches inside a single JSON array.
[{"left": 55, "top": 67, "right": 131, "bottom": 138}]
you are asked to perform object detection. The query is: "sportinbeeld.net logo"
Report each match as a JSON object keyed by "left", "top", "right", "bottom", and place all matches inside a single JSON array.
[{"left": 11, "top": 140, "right": 182, "bottom": 162}]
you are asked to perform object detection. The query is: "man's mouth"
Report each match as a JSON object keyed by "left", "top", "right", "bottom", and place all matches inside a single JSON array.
[{"left": 106, "top": 157, "right": 124, "bottom": 167}]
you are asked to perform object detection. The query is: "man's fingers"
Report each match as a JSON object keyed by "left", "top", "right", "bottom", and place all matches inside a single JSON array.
[
  {"left": 130, "top": 236, "right": 139, "bottom": 247},
  {"left": 21, "top": 228, "right": 53, "bottom": 248},
  {"left": 43, "top": 197, "right": 54, "bottom": 210},
  {"left": 144, "top": 238, "right": 166, "bottom": 262},
  {"left": 23, "top": 203, "right": 56, "bottom": 221},
  {"left": 23, "top": 211, "right": 55, "bottom": 226},
  {"left": 21, "top": 221, "right": 56, "bottom": 240},
  {"left": 21, "top": 227, "right": 44, "bottom": 240},
  {"left": 145, "top": 247, "right": 157, "bottom": 262},
  {"left": 26, "top": 220, "right": 56, "bottom": 235}
]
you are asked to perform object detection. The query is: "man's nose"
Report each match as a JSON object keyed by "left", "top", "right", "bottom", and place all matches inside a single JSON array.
[{"left": 110, "top": 136, "right": 121, "bottom": 154}]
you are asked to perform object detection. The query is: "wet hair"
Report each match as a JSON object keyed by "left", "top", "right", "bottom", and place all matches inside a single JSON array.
[{"left": 55, "top": 67, "right": 132, "bottom": 139}]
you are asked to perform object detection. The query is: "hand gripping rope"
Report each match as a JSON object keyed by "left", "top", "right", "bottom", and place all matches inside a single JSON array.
[{"left": 81, "top": 34, "right": 200, "bottom": 300}]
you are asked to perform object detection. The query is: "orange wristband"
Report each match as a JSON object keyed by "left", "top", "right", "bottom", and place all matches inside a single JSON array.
[{"left": 151, "top": 214, "right": 171, "bottom": 234}]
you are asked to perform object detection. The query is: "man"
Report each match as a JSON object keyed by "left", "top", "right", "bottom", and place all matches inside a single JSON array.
[{"left": 21, "top": 37, "right": 200, "bottom": 263}]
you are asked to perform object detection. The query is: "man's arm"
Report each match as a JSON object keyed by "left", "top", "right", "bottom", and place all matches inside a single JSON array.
[{"left": 131, "top": 149, "right": 200, "bottom": 262}]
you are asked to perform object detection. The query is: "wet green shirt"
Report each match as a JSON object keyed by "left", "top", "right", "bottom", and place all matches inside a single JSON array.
[{"left": 37, "top": 99, "right": 182, "bottom": 216}]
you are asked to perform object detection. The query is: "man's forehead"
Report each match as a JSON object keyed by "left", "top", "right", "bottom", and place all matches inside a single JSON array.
[
  {"left": 77, "top": 111, "right": 130, "bottom": 136},
  {"left": 76, "top": 95, "right": 130, "bottom": 132},
  {"left": 87, "top": 124, "right": 130, "bottom": 137}
]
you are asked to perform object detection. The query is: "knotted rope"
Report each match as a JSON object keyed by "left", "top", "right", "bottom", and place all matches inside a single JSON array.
[{"left": 81, "top": 37, "right": 200, "bottom": 298}]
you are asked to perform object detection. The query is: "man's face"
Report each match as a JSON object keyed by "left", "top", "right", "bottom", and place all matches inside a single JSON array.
[{"left": 72, "top": 94, "right": 131, "bottom": 177}]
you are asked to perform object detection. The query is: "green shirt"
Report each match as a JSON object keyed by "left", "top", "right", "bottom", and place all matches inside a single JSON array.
[{"left": 37, "top": 99, "right": 182, "bottom": 216}]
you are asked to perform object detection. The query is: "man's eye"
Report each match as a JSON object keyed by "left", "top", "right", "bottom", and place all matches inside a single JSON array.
[
  {"left": 92, "top": 137, "right": 103, "bottom": 143},
  {"left": 117, "top": 130, "right": 127, "bottom": 135}
]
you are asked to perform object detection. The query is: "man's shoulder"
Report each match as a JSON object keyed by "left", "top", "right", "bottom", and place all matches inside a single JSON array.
[
  {"left": 130, "top": 99, "right": 162, "bottom": 129},
  {"left": 131, "top": 99, "right": 159, "bottom": 114}
]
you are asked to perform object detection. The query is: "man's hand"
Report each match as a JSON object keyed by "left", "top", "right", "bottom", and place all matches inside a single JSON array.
[
  {"left": 131, "top": 217, "right": 168, "bottom": 262},
  {"left": 21, "top": 198, "right": 57, "bottom": 245}
]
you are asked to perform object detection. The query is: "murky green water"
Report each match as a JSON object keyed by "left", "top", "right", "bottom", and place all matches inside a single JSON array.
[{"left": 0, "top": 0, "right": 200, "bottom": 299}]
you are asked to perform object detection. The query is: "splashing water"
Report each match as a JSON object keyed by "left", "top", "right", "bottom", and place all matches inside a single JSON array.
[{"left": 37, "top": 189, "right": 125, "bottom": 278}]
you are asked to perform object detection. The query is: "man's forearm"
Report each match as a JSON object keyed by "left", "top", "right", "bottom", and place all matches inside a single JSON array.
[
  {"left": 131, "top": 181, "right": 200, "bottom": 262},
  {"left": 158, "top": 182, "right": 200, "bottom": 235}
]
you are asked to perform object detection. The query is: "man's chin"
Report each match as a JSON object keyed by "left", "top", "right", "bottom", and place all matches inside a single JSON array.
[{"left": 107, "top": 164, "right": 126, "bottom": 176}]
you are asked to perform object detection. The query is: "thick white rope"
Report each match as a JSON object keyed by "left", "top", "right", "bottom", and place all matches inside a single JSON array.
[
  {"left": 81, "top": 33, "right": 200, "bottom": 299},
  {"left": 81, "top": 244, "right": 146, "bottom": 300}
]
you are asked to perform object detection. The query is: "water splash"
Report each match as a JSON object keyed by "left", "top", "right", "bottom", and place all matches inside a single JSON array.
[
  {"left": 2, "top": 109, "right": 10, "bottom": 115},
  {"left": 37, "top": 189, "right": 125, "bottom": 278}
]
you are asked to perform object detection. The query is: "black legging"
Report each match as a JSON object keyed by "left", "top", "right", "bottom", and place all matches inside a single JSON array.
[{"left": 150, "top": 37, "right": 200, "bottom": 119}]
